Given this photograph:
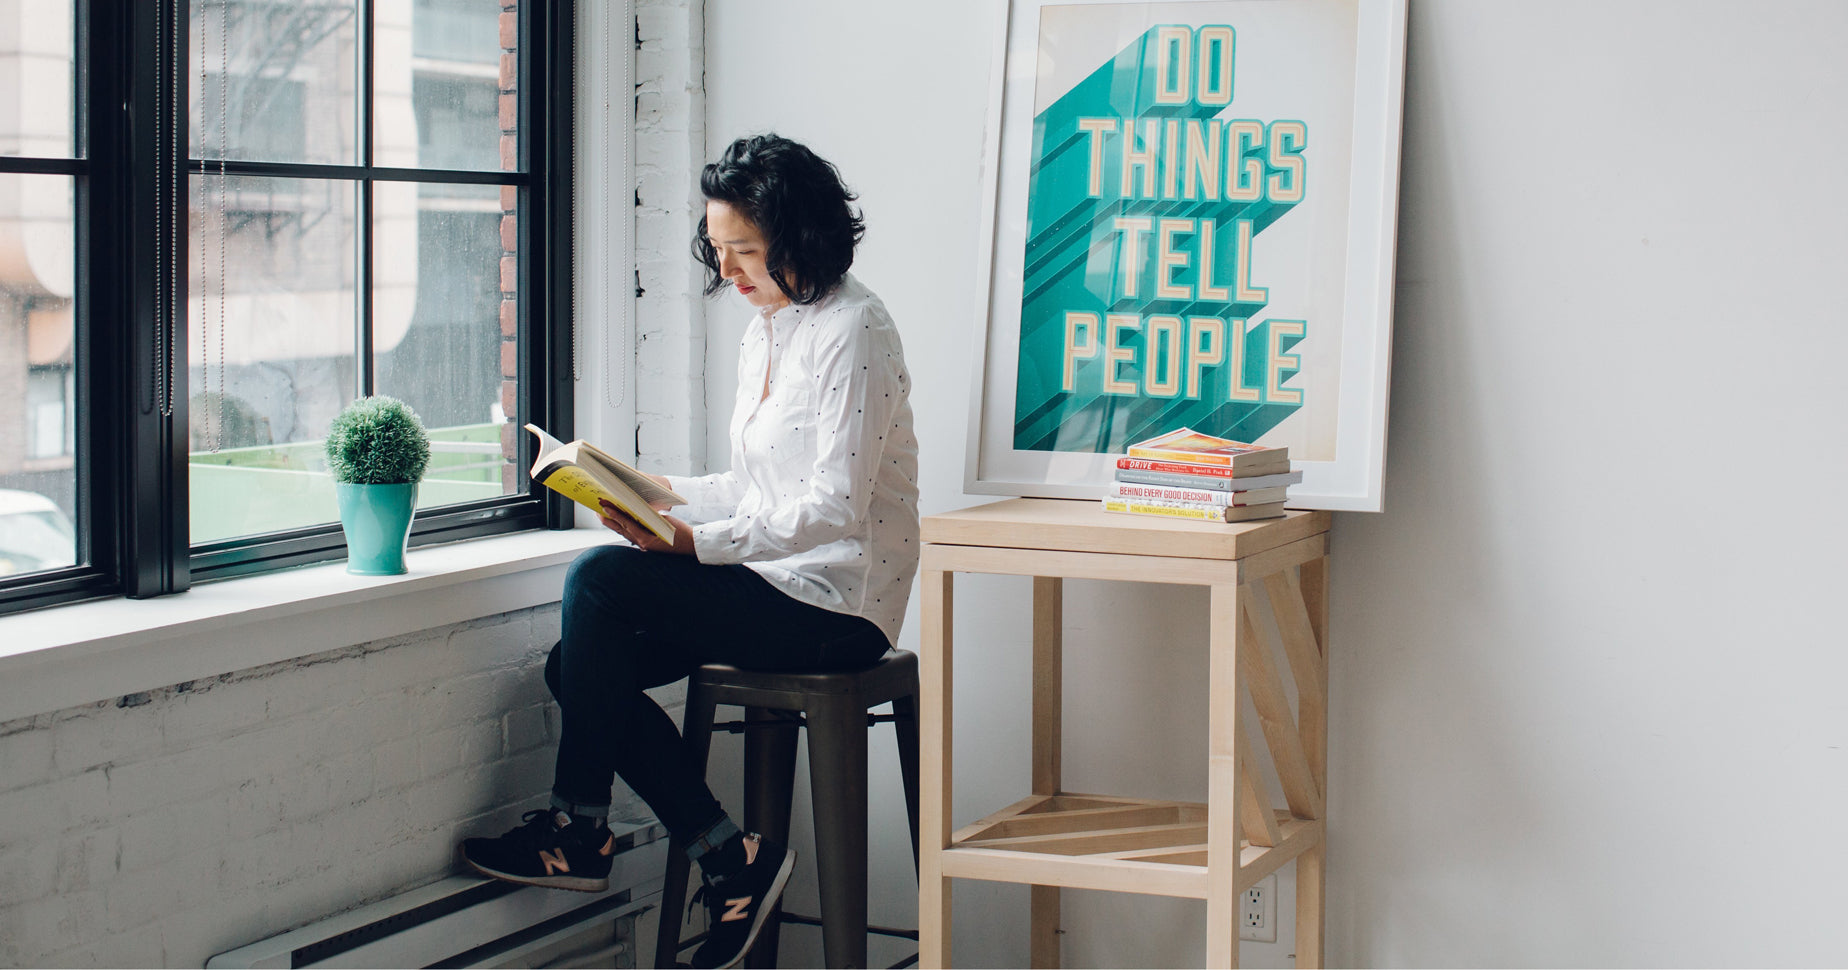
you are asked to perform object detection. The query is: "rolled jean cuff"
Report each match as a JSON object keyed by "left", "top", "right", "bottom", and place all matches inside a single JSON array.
[
  {"left": 684, "top": 815, "right": 741, "bottom": 862},
  {"left": 550, "top": 794, "right": 610, "bottom": 820}
]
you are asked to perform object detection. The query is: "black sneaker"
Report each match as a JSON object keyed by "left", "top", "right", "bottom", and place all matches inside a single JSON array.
[
  {"left": 686, "top": 834, "right": 796, "bottom": 969},
  {"left": 460, "top": 809, "right": 614, "bottom": 892}
]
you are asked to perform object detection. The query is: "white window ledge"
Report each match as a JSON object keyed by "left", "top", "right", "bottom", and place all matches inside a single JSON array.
[{"left": 0, "top": 528, "right": 614, "bottom": 724}]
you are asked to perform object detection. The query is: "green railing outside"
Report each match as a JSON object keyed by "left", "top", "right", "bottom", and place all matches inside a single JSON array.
[{"left": 189, "top": 423, "right": 510, "bottom": 543}]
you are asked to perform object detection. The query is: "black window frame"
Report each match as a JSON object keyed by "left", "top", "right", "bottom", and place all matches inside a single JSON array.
[{"left": 0, "top": 0, "right": 578, "bottom": 616}]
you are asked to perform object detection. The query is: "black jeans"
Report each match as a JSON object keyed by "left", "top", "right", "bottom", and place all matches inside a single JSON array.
[{"left": 546, "top": 544, "right": 889, "bottom": 842}]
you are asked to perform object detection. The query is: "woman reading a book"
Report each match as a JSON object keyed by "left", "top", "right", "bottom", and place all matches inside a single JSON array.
[{"left": 460, "top": 134, "right": 920, "bottom": 969}]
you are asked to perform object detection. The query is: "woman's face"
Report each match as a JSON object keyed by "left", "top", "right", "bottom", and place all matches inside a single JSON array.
[{"left": 706, "top": 200, "right": 789, "bottom": 314}]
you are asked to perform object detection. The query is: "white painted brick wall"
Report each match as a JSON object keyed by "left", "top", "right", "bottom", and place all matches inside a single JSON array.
[
  {"left": 634, "top": 0, "right": 709, "bottom": 475},
  {"left": 0, "top": 605, "right": 683, "bottom": 967}
]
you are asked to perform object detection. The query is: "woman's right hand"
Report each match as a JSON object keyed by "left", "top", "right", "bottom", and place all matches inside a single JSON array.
[
  {"left": 646, "top": 473, "right": 676, "bottom": 510},
  {"left": 598, "top": 500, "right": 695, "bottom": 556}
]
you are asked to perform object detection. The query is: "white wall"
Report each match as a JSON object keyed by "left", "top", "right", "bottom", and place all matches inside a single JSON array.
[{"left": 701, "top": 0, "right": 1848, "bottom": 966}]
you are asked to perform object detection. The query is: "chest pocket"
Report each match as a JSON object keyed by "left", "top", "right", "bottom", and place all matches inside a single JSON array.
[{"left": 743, "top": 377, "right": 817, "bottom": 479}]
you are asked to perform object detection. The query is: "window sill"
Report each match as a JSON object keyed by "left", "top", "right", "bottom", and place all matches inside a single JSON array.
[{"left": 0, "top": 528, "right": 612, "bottom": 724}]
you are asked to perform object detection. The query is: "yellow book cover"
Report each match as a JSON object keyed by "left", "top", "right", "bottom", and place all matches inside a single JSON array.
[
  {"left": 525, "top": 424, "right": 685, "bottom": 543},
  {"left": 1101, "top": 497, "right": 1287, "bottom": 523}
]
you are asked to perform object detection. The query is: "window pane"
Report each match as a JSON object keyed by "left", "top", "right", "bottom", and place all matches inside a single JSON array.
[
  {"left": 374, "top": 180, "right": 516, "bottom": 507},
  {"left": 0, "top": 0, "right": 76, "bottom": 158},
  {"left": 191, "top": 0, "right": 360, "bottom": 166},
  {"left": 188, "top": 174, "right": 358, "bottom": 544},
  {"left": 0, "top": 173, "right": 78, "bottom": 576},
  {"left": 376, "top": 0, "right": 511, "bottom": 170}
]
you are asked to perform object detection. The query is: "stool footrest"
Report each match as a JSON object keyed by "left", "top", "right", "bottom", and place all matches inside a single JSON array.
[
  {"left": 776, "top": 911, "right": 920, "bottom": 941},
  {"left": 707, "top": 710, "right": 912, "bottom": 734}
]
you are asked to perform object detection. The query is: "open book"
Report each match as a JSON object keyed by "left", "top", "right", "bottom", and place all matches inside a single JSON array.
[{"left": 525, "top": 424, "right": 686, "bottom": 543}]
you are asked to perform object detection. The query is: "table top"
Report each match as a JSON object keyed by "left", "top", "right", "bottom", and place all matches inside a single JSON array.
[{"left": 921, "top": 497, "right": 1332, "bottom": 562}]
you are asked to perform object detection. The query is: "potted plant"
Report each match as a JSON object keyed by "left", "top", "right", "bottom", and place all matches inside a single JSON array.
[{"left": 324, "top": 396, "right": 431, "bottom": 575}]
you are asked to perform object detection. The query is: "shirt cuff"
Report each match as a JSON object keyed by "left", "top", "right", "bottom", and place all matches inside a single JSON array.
[
  {"left": 665, "top": 475, "right": 735, "bottom": 526},
  {"left": 690, "top": 520, "right": 741, "bottom": 564}
]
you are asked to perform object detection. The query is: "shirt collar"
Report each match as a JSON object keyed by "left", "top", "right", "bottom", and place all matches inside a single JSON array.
[{"left": 757, "top": 272, "right": 860, "bottom": 328}]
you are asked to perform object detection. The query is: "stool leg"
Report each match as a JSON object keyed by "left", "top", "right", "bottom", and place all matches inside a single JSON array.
[
  {"left": 891, "top": 693, "right": 923, "bottom": 876},
  {"left": 656, "top": 682, "right": 720, "bottom": 969},
  {"left": 744, "top": 708, "right": 801, "bottom": 969},
  {"left": 806, "top": 695, "right": 870, "bottom": 969}
]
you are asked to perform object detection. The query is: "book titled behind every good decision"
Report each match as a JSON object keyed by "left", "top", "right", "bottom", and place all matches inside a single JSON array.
[
  {"left": 1108, "top": 481, "right": 1290, "bottom": 508},
  {"left": 1123, "top": 427, "right": 1291, "bottom": 476}
]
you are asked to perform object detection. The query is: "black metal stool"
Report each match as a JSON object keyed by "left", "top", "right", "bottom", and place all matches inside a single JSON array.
[{"left": 654, "top": 649, "right": 922, "bottom": 969}]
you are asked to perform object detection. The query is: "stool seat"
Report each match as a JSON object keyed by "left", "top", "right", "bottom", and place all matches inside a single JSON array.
[
  {"left": 691, "top": 649, "right": 920, "bottom": 698},
  {"left": 656, "top": 648, "right": 922, "bottom": 969}
]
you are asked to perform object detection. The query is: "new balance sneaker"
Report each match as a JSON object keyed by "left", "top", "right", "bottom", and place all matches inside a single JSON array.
[
  {"left": 687, "top": 834, "right": 796, "bottom": 969},
  {"left": 460, "top": 809, "right": 614, "bottom": 892}
]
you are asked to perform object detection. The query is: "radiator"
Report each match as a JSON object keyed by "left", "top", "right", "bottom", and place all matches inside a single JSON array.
[{"left": 207, "top": 820, "right": 666, "bottom": 969}]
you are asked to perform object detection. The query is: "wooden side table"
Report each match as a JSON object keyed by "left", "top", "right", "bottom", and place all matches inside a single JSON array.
[{"left": 917, "top": 498, "right": 1333, "bottom": 969}]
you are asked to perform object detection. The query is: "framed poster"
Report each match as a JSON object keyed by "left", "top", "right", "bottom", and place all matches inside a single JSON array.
[{"left": 964, "top": 0, "right": 1407, "bottom": 511}]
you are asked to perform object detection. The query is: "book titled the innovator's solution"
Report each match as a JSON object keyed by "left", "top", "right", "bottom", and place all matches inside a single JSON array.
[
  {"left": 1114, "top": 467, "right": 1304, "bottom": 492},
  {"left": 525, "top": 424, "right": 684, "bottom": 543}
]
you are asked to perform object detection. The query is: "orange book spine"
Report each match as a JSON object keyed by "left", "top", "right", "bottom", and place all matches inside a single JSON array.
[{"left": 1125, "top": 446, "right": 1234, "bottom": 467}]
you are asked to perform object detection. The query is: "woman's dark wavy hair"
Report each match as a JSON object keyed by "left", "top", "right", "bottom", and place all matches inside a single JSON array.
[{"left": 694, "top": 134, "right": 865, "bottom": 305}]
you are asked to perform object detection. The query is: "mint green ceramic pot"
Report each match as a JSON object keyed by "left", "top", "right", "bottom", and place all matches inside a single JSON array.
[{"left": 336, "top": 482, "right": 417, "bottom": 575}]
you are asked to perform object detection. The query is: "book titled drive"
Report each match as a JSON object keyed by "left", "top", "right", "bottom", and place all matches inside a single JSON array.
[
  {"left": 1108, "top": 482, "right": 1289, "bottom": 507},
  {"left": 525, "top": 424, "right": 685, "bottom": 543},
  {"left": 1123, "top": 427, "right": 1291, "bottom": 476},
  {"left": 1114, "top": 466, "right": 1304, "bottom": 492},
  {"left": 1100, "top": 496, "right": 1288, "bottom": 523}
]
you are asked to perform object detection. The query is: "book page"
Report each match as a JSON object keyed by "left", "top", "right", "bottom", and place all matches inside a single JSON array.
[
  {"left": 526, "top": 423, "right": 569, "bottom": 459},
  {"left": 577, "top": 444, "right": 685, "bottom": 508}
]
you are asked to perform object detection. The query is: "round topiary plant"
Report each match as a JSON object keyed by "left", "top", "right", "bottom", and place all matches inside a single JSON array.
[{"left": 324, "top": 396, "right": 431, "bottom": 485}]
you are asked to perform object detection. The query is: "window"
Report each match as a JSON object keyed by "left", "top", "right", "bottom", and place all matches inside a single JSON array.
[
  {"left": 26, "top": 366, "right": 74, "bottom": 460},
  {"left": 0, "top": 0, "right": 575, "bottom": 615}
]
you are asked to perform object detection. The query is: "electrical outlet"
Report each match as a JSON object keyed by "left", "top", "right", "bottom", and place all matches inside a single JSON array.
[{"left": 1239, "top": 874, "right": 1277, "bottom": 942}]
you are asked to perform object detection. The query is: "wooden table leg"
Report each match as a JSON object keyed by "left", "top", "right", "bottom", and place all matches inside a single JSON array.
[
  {"left": 1030, "top": 577, "right": 1063, "bottom": 968},
  {"left": 1296, "top": 844, "right": 1325, "bottom": 968},
  {"left": 1204, "top": 581, "right": 1244, "bottom": 968},
  {"left": 919, "top": 566, "right": 954, "bottom": 968},
  {"left": 1296, "top": 555, "right": 1330, "bottom": 967}
]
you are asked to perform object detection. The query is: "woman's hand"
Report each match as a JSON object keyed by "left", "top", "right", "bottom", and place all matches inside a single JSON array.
[
  {"left": 598, "top": 500, "right": 696, "bottom": 556},
  {"left": 645, "top": 473, "right": 677, "bottom": 511}
]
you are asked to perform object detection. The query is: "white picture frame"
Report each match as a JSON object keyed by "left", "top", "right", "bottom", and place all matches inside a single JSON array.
[{"left": 963, "top": 0, "right": 1407, "bottom": 511}]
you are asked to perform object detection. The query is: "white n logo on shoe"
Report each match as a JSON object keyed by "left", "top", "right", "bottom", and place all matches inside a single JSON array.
[
  {"left": 721, "top": 896, "right": 752, "bottom": 922},
  {"left": 538, "top": 849, "right": 570, "bottom": 875}
]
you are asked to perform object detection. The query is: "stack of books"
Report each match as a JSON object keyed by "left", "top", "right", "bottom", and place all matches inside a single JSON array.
[{"left": 1103, "top": 427, "right": 1301, "bottom": 523}]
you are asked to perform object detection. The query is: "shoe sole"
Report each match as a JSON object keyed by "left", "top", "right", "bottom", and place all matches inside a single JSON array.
[
  {"left": 710, "top": 849, "right": 796, "bottom": 970},
  {"left": 462, "top": 855, "right": 609, "bottom": 893}
]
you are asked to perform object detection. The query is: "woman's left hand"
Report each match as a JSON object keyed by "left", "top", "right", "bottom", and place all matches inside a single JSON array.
[{"left": 598, "top": 500, "right": 697, "bottom": 556}]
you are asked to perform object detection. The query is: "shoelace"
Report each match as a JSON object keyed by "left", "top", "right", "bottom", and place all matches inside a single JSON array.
[
  {"left": 510, "top": 809, "right": 560, "bottom": 847},
  {"left": 686, "top": 877, "right": 742, "bottom": 925},
  {"left": 684, "top": 837, "right": 763, "bottom": 924}
]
